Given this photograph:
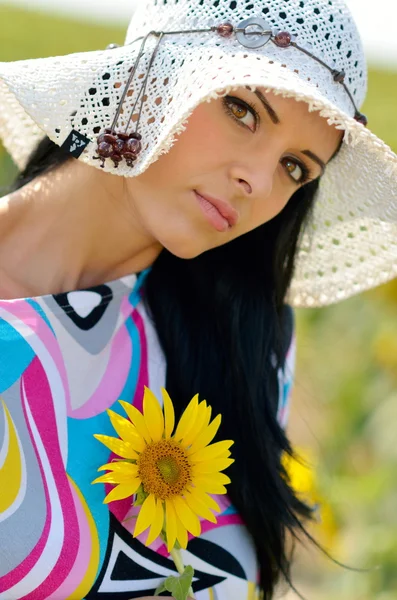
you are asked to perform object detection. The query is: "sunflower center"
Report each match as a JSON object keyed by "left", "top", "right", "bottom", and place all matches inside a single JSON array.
[
  {"left": 157, "top": 456, "right": 180, "bottom": 485},
  {"left": 137, "top": 439, "right": 192, "bottom": 499}
]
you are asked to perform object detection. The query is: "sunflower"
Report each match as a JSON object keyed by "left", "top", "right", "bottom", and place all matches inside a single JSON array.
[{"left": 93, "top": 387, "right": 234, "bottom": 552}]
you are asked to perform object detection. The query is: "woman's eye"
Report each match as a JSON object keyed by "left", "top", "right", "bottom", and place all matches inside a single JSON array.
[
  {"left": 223, "top": 97, "right": 258, "bottom": 132},
  {"left": 281, "top": 157, "right": 309, "bottom": 185}
]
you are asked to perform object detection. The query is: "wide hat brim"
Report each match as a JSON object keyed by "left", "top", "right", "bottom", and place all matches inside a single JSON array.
[{"left": 0, "top": 35, "right": 396, "bottom": 308}]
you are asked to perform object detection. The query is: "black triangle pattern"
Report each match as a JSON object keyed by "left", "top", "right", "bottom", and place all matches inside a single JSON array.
[
  {"left": 187, "top": 536, "right": 246, "bottom": 580},
  {"left": 53, "top": 284, "right": 113, "bottom": 331},
  {"left": 86, "top": 514, "right": 227, "bottom": 599}
]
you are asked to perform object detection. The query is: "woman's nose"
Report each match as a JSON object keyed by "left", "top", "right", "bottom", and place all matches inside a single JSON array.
[{"left": 230, "top": 158, "right": 275, "bottom": 201}]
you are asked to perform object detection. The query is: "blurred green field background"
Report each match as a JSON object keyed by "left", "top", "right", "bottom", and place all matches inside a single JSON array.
[{"left": 1, "top": 5, "right": 396, "bottom": 599}]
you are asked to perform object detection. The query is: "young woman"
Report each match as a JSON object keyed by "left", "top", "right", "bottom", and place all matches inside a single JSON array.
[{"left": 0, "top": 0, "right": 396, "bottom": 599}]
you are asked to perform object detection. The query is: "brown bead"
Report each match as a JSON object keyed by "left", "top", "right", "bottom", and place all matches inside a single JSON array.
[
  {"left": 216, "top": 23, "right": 234, "bottom": 38},
  {"left": 111, "top": 153, "right": 123, "bottom": 168},
  {"left": 103, "top": 133, "right": 118, "bottom": 145},
  {"left": 332, "top": 69, "right": 346, "bottom": 84},
  {"left": 114, "top": 139, "right": 125, "bottom": 154},
  {"left": 273, "top": 31, "right": 292, "bottom": 48},
  {"left": 97, "top": 132, "right": 107, "bottom": 145},
  {"left": 129, "top": 132, "right": 142, "bottom": 141},
  {"left": 124, "top": 151, "right": 138, "bottom": 167},
  {"left": 125, "top": 137, "right": 142, "bottom": 155},
  {"left": 355, "top": 112, "right": 368, "bottom": 126},
  {"left": 97, "top": 141, "right": 114, "bottom": 158},
  {"left": 116, "top": 132, "right": 130, "bottom": 141}
]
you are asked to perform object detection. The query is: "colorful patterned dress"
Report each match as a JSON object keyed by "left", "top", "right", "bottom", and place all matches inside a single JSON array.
[{"left": 0, "top": 271, "right": 295, "bottom": 599}]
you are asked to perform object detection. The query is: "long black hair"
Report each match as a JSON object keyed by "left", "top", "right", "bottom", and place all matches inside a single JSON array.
[{"left": 9, "top": 135, "right": 320, "bottom": 598}]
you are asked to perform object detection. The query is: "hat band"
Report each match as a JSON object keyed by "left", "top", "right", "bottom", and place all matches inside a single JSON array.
[{"left": 93, "top": 16, "right": 368, "bottom": 170}]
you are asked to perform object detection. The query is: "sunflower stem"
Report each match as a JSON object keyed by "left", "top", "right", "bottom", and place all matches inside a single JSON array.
[{"left": 170, "top": 547, "right": 195, "bottom": 599}]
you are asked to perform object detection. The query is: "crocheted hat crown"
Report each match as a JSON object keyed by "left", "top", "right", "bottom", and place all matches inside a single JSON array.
[{"left": 127, "top": 0, "right": 367, "bottom": 117}]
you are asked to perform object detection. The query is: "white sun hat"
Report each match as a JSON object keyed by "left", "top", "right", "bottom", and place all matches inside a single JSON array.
[{"left": 0, "top": 0, "right": 396, "bottom": 307}]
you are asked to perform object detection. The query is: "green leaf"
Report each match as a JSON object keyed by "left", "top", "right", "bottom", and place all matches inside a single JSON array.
[
  {"left": 154, "top": 580, "right": 168, "bottom": 595},
  {"left": 154, "top": 566, "right": 194, "bottom": 599},
  {"left": 159, "top": 566, "right": 194, "bottom": 600}
]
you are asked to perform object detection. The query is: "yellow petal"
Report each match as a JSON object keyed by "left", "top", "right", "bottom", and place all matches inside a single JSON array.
[
  {"left": 188, "top": 488, "right": 221, "bottom": 513},
  {"left": 103, "top": 479, "right": 141, "bottom": 504},
  {"left": 97, "top": 462, "right": 139, "bottom": 476},
  {"left": 192, "top": 458, "right": 234, "bottom": 475},
  {"left": 193, "top": 477, "right": 228, "bottom": 495},
  {"left": 190, "top": 440, "right": 234, "bottom": 463},
  {"left": 186, "top": 404, "right": 213, "bottom": 446},
  {"left": 187, "top": 414, "right": 222, "bottom": 455},
  {"left": 143, "top": 387, "right": 164, "bottom": 442},
  {"left": 165, "top": 498, "right": 178, "bottom": 552},
  {"left": 162, "top": 388, "right": 175, "bottom": 439},
  {"left": 93, "top": 434, "right": 139, "bottom": 460},
  {"left": 119, "top": 400, "right": 152, "bottom": 443},
  {"left": 175, "top": 513, "right": 188, "bottom": 549},
  {"left": 184, "top": 490, "right": 217, "bottom": 523},
  {"left": 106, "top": 410, "right": 146, "bottom": 452},
  {"left": 171, "top": 496, "right": 201, "bottom": 537},
  {"left": 197, "top": 403, "right": 212, "bottom": 438},
  {"left": 133, "top": 493, "right": 157, "bottom": 537},
  {"left": 180, "top": 401, "right": 208, "bottom": 448},
  {"left": 93, "top": 471, "right": 139, "bottom": 485},
  {"left": 174, "top": 394, "right": 199, "bottom": 442},
  {"left": 194, "top": 471, "right": 231, "bottom": 485},
  {"left": 146, "top": 498, "right": 165, "bottom": 546}
]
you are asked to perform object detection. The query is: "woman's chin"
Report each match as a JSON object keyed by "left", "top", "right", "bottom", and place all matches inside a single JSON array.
[{"left": 161, "top": 234, "right": 211, "bottom": 260}]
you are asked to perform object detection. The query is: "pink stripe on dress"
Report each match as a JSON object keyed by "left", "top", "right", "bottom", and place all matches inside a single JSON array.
[
  {"left": 0, "top": 379, "right": 52, "bottom": 591},
  {"left": 46, "top": 478, "right": 95, "bottom": 599},
  {"left": 18, "top": 358, "right": 80, "bottom": 600}
]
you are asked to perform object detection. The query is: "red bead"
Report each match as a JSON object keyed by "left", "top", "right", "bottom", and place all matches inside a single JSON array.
[
  {"left": 97, "top": 141, "right": 114, "bottom": 158},
  {"left": 355, "top": 112, "right": 368, "bottom": 126},
  {"left": 216, "top": 23, "right": 234, "bottom": 38},
  {"left": 125, "top": 137, "right": 142, "bottom": 155},
  {"left": 273, "top": 31, "right": 292, "bottom": 48}
]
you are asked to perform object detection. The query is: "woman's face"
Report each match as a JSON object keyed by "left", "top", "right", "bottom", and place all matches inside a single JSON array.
[{"left": 126, "top": 87, "right": 343, "bottom": 258}]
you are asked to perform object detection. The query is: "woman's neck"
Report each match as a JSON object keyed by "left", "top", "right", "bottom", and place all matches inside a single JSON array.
[{"left": 0, "top": 159, "right": 162, "bottom": 299}]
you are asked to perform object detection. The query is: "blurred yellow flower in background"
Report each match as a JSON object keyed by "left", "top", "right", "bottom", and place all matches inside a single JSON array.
[
  {"left": 283, "top": 448, "right": 338, "bottom": 552},
  {"left": 373, "top": 327, "right": 397, "bottom": 379},
  {"left": 93, "top": 387, "right": 234, "bottom": 552}
]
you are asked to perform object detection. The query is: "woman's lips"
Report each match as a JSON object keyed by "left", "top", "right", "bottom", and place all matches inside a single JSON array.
[{"left": 194, "top": 191, "right": 239, "bottom": 232}]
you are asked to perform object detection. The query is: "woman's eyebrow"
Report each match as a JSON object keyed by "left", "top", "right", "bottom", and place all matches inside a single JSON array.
[
  {"left": 302, "top": 150, "right": 326, "bottom": 175},
  {"left": 303, "top": 134, "right": 344, "bottom": 174},
  {"left": 252, "top": 88, "right": 342, "bottom": 175},
  {"left": 253, "top": 89, "right": 280, "bottom": 124}
]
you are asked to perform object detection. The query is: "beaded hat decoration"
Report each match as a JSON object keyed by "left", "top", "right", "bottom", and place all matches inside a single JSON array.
[
  {"left": 93, "top": 17, "right": 368, "bottom": 170},
  {"left": 0, "top": 0, "right": 396, "bottom": 307}
]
